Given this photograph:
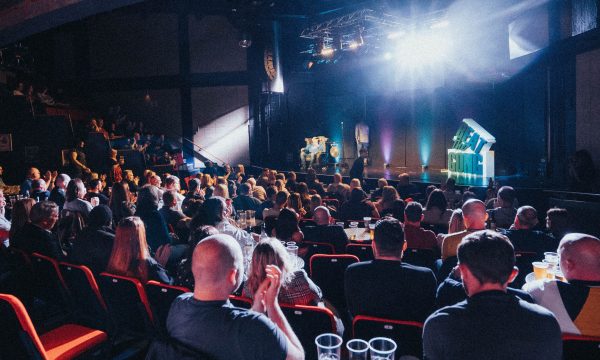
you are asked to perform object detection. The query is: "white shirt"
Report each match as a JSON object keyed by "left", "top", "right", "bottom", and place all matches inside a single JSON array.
[
  {"left": 355, "top": 122, "right": 369, "bottom": 143},
  {"left": 216, "top": 220, "right": 254, "bottom": 250},
  {"left": 63, "top": 198, "right": 93, "bottom": 217}
]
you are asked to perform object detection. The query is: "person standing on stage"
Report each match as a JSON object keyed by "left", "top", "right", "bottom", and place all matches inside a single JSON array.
[
  {"left": 355, "top": 121, "right": 369, "bottom": 157},
  {"left": 349, "top": 148, "right": 368, "bottom": 184}
]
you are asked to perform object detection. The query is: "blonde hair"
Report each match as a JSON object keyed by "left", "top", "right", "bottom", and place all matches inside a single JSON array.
[
  {"left": 106, "top": 216, "right": 151, "bottom": 281},
  {"left": 246, "top": 238, "right": 294, "bottom": 296},
  {"left": 213, "top": 183, "right": 229, "bottom": 199},
  {"left": 378, "top": 186, "right": 399, "bottom": 209}
]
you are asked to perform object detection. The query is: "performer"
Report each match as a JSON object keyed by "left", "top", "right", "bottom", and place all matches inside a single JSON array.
[
  {"left": 355, "top": 121, "right": 369, "bottom": 157},
  {"left": 349, "top": 148, "right": 368, "bottom": 183}
]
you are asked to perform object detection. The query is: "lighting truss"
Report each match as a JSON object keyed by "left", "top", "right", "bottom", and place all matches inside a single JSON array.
[{"left": 300, "top": 9, "right": 403, "bottom": 40}]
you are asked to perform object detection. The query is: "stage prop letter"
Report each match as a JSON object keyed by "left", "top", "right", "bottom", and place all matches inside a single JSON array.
[{"left": 448, "top": 119, "right": 495, "bottom": 178}]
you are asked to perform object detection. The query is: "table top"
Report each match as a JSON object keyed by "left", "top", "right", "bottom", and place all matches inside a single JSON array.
[{"left": 344, "top": 227, "right": 372, "bottom": 242}]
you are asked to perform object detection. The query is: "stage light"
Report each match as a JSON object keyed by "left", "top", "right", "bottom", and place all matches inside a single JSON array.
[
  {"left": 383, "top": 52, "right": 392, "bottom": 60},
  {"left": 429, "top": 20, "right": 450, "bottom": 29},
  {"left": 321, "top": 47, "right": 335, "bottom": 56},
  {"left": 387, "top": 31, "right": 405, "bottom": 40},
  {"left": 239, "top": 32, "right": 252, "bottom": 48},
  {"left": 394, "top": 30, "right": 452, "bottom": 68}
]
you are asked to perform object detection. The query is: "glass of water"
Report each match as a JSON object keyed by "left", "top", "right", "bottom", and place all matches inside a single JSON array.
[
  {"left": 315, "top": 333, "right": 342, "bottom": 360},
  {"left": 346, "top": 339, "right": 369, "bottom": 360},
  {"left": 369, "top": 337, "right": 397, "bottom": 360}
]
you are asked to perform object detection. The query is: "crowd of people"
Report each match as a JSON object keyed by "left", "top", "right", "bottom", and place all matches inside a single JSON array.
[{"left": 0, "top": 161, "right": 598, "bottom": 360}]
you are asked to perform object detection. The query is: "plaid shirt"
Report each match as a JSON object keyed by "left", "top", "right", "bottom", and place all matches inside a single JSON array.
[{"left": 243, "top": 269, "right": 322, "bottom": 306}]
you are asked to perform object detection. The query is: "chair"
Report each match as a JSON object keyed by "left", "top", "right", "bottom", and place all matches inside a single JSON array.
[
  {"left": 309, "top": 254, "right": 359, "bottom": 313},
  {"left": 59, "top": 262, "right": 108, "bottom": 329},
  {"left": 0, "top": 293, "right": 108, "bottom": 360},
  {"left": 146, "top": 281, "right": 189, "bottom": 333},
  {"left": 562, "top": 333, "right": 600, "bottom": 360},
  {"left": 345, "top": 243, "right": 374, "bottom": 262},
  {"left": 437, "top": 256, "right": 458, "bottom": 282},
  {"left": 229, "top": 295, "right": 253, "bottom": 309},
  {"left": 2, "top": 247, "right": 34, "bottom": 300},
  {"left": 98, "top": 273, "right": 155, "bottom": 336},
  {"left": 281, "top": 304, "right": 337, "bottom": 360},
  {"left": 30, "top": 253, "right": 69, "bottom": 310},
  {"left": 513, "top": 251, "right": 539, "bottom": 288},
  {"left": 402, "top": 248, "right": 437, "bottom": 270},
  {"left": 353, "top": 315, "right": 424, "bottom": 359}
]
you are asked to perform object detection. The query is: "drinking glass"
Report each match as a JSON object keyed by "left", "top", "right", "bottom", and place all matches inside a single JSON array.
[
  {"left": 349, "top": 222, "right": 359, "bottom": 229},
  {"left": 369, "top": 337, "right": 397, "bottom": 360},
  {"left": 363, "top": 217, "right": 372, "bottom": 228},
  {"left": 315, "top": 333, "right": 342, "bottom": 360},
  {"left": 246, "top": 210, "right": 255, "bottom": 226},
  {"left": 346, "top": 339, "right": 369, "bottom": 360},
  {"left": 238, "top": 211, "right": 247, "bottom": 228},
  {"left": 532, "top": 261, "right": 548, "bottom": 280},
  {"left": 369, "top": 223, "right": 376, "bottom": 240},
  {"left": 336, "top": 221, "right": 345, "bottom": 228},
  {"left": 286, "top": 244, "right": 299, "bottom": 258}
]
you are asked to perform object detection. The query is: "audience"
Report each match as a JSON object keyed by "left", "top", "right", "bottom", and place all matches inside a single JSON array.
[
  {"left": 422, "top": 189, "right": 452, "bottom": 227},
  {"left": 545, "top": 207, "right": 571, "bottom": 242},
  {"left": 136, "top": 185, "right": 172, "bottom": 251},
  {"left": 243, "top": 238, "right": 322, "bottom": 306},
  {"left": 174, "top": 225, "right": 219, "bottom": 289},
  {"left": 440, "top": 199, "right": 488, "bottom": 260},
  {"left": 8, "top": 198, "right": 36, "bottom": 241},
  {"left": 0, "top": 190, "right": 9, "bottom": 246},
  {"left": 303, "top": 206, "right": 348, "bottom": 253},
  {"left": 68, "top": 205, "right": 115, "bottom": 274},
  {"left": 423, "top": 230, "right": 562, "bottom": 360},
  {"left": 197, "top": 197, "right": 258, "bottom": 250},
  {"left": 488, "top": 185, "right": 518, "bottom": 229},
  {"left": 63, "top": 178, "right": 93, "bottom": 218},
  {"left": 165, "top": 234, "right": 304, "bottom": 360},
  {"left": 11, "top": 201, "right": 64, "bottom": 259},
  {"left": 403, "top": 202, "right": 438, "bottom": 250},
  {"left": 501, "top": 206, "right": 557, "bottom": 257},
  {"left": 396, "top": 173, "right": 418, "bottom": 199},
  {"left": 49, "top": 173, "right": 70, "bottom": 210},
  {"left": 274, "top": 208, "right": 303, "bottom": 245},
  {"left": 232, "top": 183, "right": 261, "bottom": 212},
  {"left": 339, "top": 188, "right": 379, "bottom": 220},
  {"left": 84, "top": 178, "right": 109, "bottom": 205},
  {"left": 263, "top": 191, "right": 288, "bottom": 219},
  {"left": 106, "top": 216, "right": 171, "bottom": 284},
  {"left": 345, "top": 217, "right": 437, "bottom": 321},
  {"left": 524, "top": 233, "right": 600, "bottom": 336},
  {"left": 159, "top": 190, "right": 186, "bottom": 231}
]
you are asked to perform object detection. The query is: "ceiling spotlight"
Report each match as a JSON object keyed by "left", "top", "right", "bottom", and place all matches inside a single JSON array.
[
  {"left": 430, "top": 20, "right": 450, "bottom": 29},
  {"left": 383, "top": 52, "right": 392, "bottom": 60},
  {"left": 239, "top": 32, "right": 252, "bottom": 48},
  {"left": 321, "top": 48, "right": 335, "bottom": 56}
]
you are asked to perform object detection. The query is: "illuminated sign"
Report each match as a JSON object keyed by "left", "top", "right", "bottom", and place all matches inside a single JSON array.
[{"left": 448, "top": 119, "right": 495, "bottom": 178}]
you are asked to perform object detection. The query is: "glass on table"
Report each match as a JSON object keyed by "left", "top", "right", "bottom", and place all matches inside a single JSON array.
[
  {"left": 369, "top": 337, "right": 397, "bottom": 360},
  {"left": 336, "top": 221, "right": 345, "bottom": 228},
  {"left": 238, "top": 211, "right": 247, "bottom": 228},
  {"left": 349, "top": 222, "right": 359, "bottom": 229},
  {"left": 315, "top": 333, "right": 342, "bottom": 360},
  {"left": 532, "top": 261, "right": 548, "bottom": 280},
  {"left": 286, "top": 244, "right": 299, "bottom": 258},
  {"left": 346, "top": 339, "right": 369, "bottom": 360},
  {"left": 363, "top": 217, "right": 372, "bottom": 228},
  {"left": 246, "top": 210, "right": 256, "bottom": 226},
  {"left": 369, "top": 223, "right": 376, "bottom": 240}
]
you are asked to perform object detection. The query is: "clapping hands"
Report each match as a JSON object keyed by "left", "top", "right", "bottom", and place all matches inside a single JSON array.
[{"left": 251, "top": 265, "right": 283, "bottom": 314}]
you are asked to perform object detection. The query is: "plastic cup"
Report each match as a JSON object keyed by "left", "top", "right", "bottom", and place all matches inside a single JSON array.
[
  {"left": 369, "top": 337, "right": 397, "bottom": 360},
  {"left": 363, "top": 217, "right": 372, "bottom": 227},
  {"left": 286, "top": 244, "right": 299, "bottom": 258},
  {"left": 532, "top": 262, "right": 548, "bottom": 280},
  {"left": 369, "top": 223, "right": 376, "bottom": 240},
  {"left": 336, "top": 222, "right": 345, "bottom": 227},
  {"left": 315, "top": 333, "right": 342, "bottom": 360},
  {"left": 349, "top": 222, "right": 359, "bottom": 229},
  {"left": 346, "top": 339, "right": 369, "bottom": 360},
  {"left": 246, "top": 210, "right": 255, "bottom": 226},
  {"left": 544, "top": 252, "right": 559, "bottom": 265}
]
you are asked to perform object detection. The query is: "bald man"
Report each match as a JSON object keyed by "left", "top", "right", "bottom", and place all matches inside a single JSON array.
[
  {"left": 166, "top": 234, "right": 304, "bottom": 360},
  {"left": 302, "top": 206, "right": 348, "bottom": 253},
  {"left": 501, "top": 206, "right": 557, "bottom": 258},
  {"left": 440, "top": 199, "right": 488, "bottom": 260},
  {"left": 524, "top": 233, "right": 600, "bottom": 336}
]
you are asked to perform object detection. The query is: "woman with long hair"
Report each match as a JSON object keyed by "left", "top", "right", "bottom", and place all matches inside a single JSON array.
[
  {"left": 376, "top": 186, "right": 400, "bottom": 215},
  {"left": 8, "top": 198, "right": 36, "bottom": 240},
  {"left": 287, "top": 192, "right": 307, "bottom": 218},
  {"left": 296, "top": 182, "right": 311, "bottom": 210},
  {"left": 274, "top": 208, "right": 303, "bottom": 244},
  {"left": 423, "top": 189, "right": 453, "bottom": 226},
  {"left": 135, "top": 186, "right": 171, "bottom": 251},
  {"left": 109, "top": 181, "right": 135, "bottom": 225},
  {"left": 199, "top": 173, "right": 214, "bottom": 199},
  {"left": 243, "top": 238, "right": 321, "bottom": 306},
  {"left": 339, "top": 188, "right": 380, "bottom": 221},
  {"left": 106, "top": 216, "right": 171, "bottom": 283}
]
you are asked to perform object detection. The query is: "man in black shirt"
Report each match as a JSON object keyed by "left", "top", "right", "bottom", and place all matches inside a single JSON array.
[
  {"left": 423, "top": 230, "right": 562, "bottom": 360},
  {"left": 84, "top": 178, "right": 109, "bottom": 205},
  {"left": 345, "top": 217, "right": 437, "bottom": 321},
  {"left": 232, "top": 183, "right": 262, "bottom": 212},
  {"left": 166, "top": 234, "right": 304, "bottom": 360},
  {"left": 501, "top": 206, "right": 557, "bottom": 257},
  {"left": 349, "top": 148, "right": 367, "bottom": 183},
  {"left": 303, "top": 206, "right": 348, "bottom": 253},
  {"left": 68, "top": 205, "right": 115, "bottom": 274},
  {"left": 11, "top": 201, "right": 64, "bottom": 259}
]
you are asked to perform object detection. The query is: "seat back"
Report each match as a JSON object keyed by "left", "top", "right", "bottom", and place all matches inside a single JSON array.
[
  {"left": 59, "top": 262, "right": 108, "bottom": 329},
  {"left": 353, "top": 315, "right": 424, "bottom": 358},
  {"left": 562, "top": 334, "right": 600, "bottom": 360},
  {"left": 281, "top": 304, "right": 336, "bottom": 360},
  {"left": 402, "top": 248, "right": 437, "bottom": 270},
  {"left": 2, "top": 247, "right": 34, "bottom": 300},
  {"left": 345, "top": 243, "right": 374, "bottom": 262},
  {"left": 145, "top": 281, "right": 189, "bottom": 333},
  {"left": 30, "top": 253, "right": 68, "bottom": 309},
  {"left": 437, "top": 256, "right": 458, "bottom": 281},
  {"left": 309, "top": 254, "right": 359, "bottom": 312},
  {"left": 0, "top": 293, "right": 47, "bottom": 359},
  {"left": 98, "top": 273, "right": 154, "bottom": 336}
]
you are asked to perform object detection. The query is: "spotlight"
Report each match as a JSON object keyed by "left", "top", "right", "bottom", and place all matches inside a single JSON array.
[
  {"left": 383, "top": 52, "right": 392, "bottom": 60},
  {"left": 239, "top": 32, "right": 252, "bottom": 48},
  {"left": 429, "top": 20, "right": 450, "bottom": 29},
  {"left": 321, "top": 47, "right": 335, "bottom": 57}
]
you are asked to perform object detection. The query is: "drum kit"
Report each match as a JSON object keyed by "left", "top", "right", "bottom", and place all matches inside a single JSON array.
[{"left": 300, "top": 136, "right": 340, "bottom": 170}]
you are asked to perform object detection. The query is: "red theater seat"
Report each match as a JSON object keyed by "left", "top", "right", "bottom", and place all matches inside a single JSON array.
[{"left": 0, "top": 293, "right": 107, "bottom": 360}]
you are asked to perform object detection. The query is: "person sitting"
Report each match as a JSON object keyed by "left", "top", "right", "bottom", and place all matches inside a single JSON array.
[
  {"left": 109, "top": 182, "right": 136, "bottom": 224},
  {"left": 68, "top": 205, "right": 115, "bottom": 274},
  {"left": 232, "top": 183, "right": 262, "bottom": 212},
  {"left": 501, "top": 206, "right": 557, "bottom": 257},
  {"left": 302, "top": 206, "right": 348, "bottom": 253},
  {"left": 326, "top": 173, "right": 344, "bottom": 194},
  {"left": 488, "top": 186, "right": 518, "bottom": 229},
  {"left": 371, "top": 178, "right": 388, "bottom": 200},
  {"left": 84, "top": 178, "right": 109, "bottom": 205},
  {"left": 63, "top": 178, "right": 93, "bottom": 218},
  {"left": 8, "top": 198, "right": 35, "bottom": 242},
  {"left": 339, "top": 188, "right": 379, "bottom": 221},
  {"left": 0, "top": 190, "right": 9, "bottom": 247},
  {"left": 20, "top": 167, "right": 41, "bottom": 197},
  {"left": 11, "top": 201, "right": 64, "bottom": 259},
  {"left": 296, "top": 182, "right": 311, "bottom": 209},
  {"left": 545, "top": 208, "right": 571, "bottom": 243},
  {"left": 440, "top": 199, "right": 488, "bottom": 260},
  {"left": 106, "top": 216, "right": 171, "bottom": 283},
  {"left": 423, "top": 230, "right": 562, "bottom": 360},
  {"left": 243, "top": 238, "right": 322, "bottom": 306},
  {"left": 403, "top": 202, "right": 438, "bottom": 250},
  {"left": 49, "top": 173, "right": 70, "bottom": 211},
  {"left": 164, "top": 234, "right": 304, "bottom": 360},
  {"left": 306, "top": 169, "right": 325, "bottom": 196},
  {"left": 159, "top": 190, "right": 187, "bottom": 231},
  {"left": 256, "top": 186, "right": 277, "bottom": 220},
  {"left": 396, "top": 173, "right": 418, "bottom": 200},
  {"left": 174, "top": 226, "right": 219, "bottom": 290},
  {"left": 135, "top": 185, "right": 172, "bottom": 252},
  {"left": 423, "top": 189, "right": 453, "bottom": 227},
  {"left": 524, "top": 233, "right": 600, "bottom": 337},
  {"left": 375, "top": 186, "right": 401, "bottom": 218},
  {"left": 287, "top": 193, "right": 307, "bottom": 218},
  {"left": 164, "top": 176, "right": 185, "bottom": 211},
  {"left": 442, "top": 178, "right": 461, "bottom": 209},
  {"left": 274, "top": 208, "right": 304, "bottom": 245},
  {"left": 182, "top": 178, "right": 204, "bottom": 217},
  {"left": 345, "top": 217, "right": 436, "bottom": 321},
  {"left": 30, "top": 179, "right": 50, "bottom": 202},
  {"left": 263, "top": 191, "right": 288, "bottom": 219}
]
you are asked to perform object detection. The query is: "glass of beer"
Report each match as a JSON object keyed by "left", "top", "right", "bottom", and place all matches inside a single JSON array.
[
  {"left": 532, "top": 262, "right": 548, "bottom": 280},
  {"left": 369, "top": 223, "right": 376, "bottom": 240}
]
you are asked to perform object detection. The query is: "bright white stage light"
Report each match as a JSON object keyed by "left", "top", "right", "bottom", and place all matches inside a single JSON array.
[
  {"left": 395, "top": 30, "right": 452, "bottom": 68},
  {"left": 383, "top": 52, "right": 393, "bottom": 60},
  {"left": 429, "top": 20, "right": 450, "bottom": 29}
]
